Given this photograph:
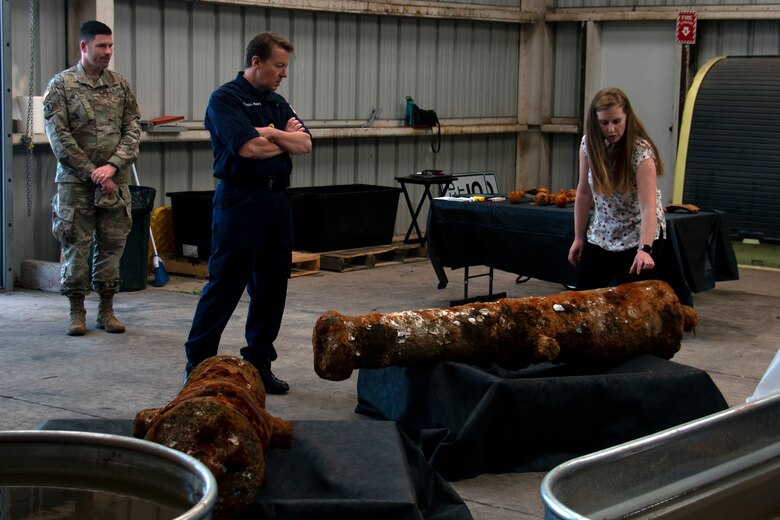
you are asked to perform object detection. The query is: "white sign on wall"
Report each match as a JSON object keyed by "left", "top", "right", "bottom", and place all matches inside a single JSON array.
[{"left": 443, "top": 172, "right": 499, "bottom": 196}]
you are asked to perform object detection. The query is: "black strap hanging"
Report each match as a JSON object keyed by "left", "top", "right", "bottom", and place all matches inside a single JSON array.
[{"left": 411, "top": 103, "right": 441, "bottom": 154}]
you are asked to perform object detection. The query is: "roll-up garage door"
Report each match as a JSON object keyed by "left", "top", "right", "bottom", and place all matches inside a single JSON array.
[{"left": 675, "top": 56, "right": 780, "bottom": 244}]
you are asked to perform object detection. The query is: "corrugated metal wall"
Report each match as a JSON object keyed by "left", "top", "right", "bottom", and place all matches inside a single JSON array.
[
  {"left": 114, "top": 0, "right": 521, "bottom": 196},
  {"left": 112, "top": 1, "right": 520, "bottom": 123},
  {"left": 116, "top": 0, "right": 521, "bottom": 250},
  {"left": 7, "top": 0, "right": 780, "bottom": 277},
  {"left": 698, "top": 20, "right": 780, "bottom": 59},
  {"left": 9, "top": 0, "right": 520, "bottom": 271}
]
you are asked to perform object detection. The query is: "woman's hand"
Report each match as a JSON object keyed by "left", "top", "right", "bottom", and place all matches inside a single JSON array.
[
  {"left": 568, "top": 239, "right": 585, "bottom": 267},
  {"left": 630, "top": 249, "right": 655, "bottom": 275}
]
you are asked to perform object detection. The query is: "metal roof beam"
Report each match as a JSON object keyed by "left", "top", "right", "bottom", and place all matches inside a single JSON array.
[
  {"left": 547, "top": 5, "right": 780, "bottom": 22},
  {"left": 189, "top": 0, "right": 538, "bottom": 24}
]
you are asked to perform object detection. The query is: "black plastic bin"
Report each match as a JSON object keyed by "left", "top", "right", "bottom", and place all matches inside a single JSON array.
[
  {"left": 289, "top": 184, "right": 402, "bottom": 252},
  {"left": 166, "top": 191, "right": 214, "bottom": 260},
  {"left": 166, "top": 185, "right": 401, "bottom": 257},
  {"left": 119, "top": 185, "right": 156, "bottom": 292}
]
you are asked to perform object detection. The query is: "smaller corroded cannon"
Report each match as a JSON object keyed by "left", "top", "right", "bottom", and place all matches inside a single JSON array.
[
  {"left": 313, "top": 280, "right": 697, "bottom": 381},
  {"left": 135, "top": 356, "right": 293, "bottom": 520}
]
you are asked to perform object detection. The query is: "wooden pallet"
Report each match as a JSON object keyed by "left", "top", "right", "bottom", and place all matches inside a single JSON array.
[
  {"left": 319, "top": 242, "right": 428, "bottom": 272},
  {"left": 162, "top": 251, "right": 320, "bottom": 279},
  {"left": 161, "top": 254, "right": 209, "bottom": 279},
  {"left": 289, "top": 251, "right": 321, "bottom": 277}
]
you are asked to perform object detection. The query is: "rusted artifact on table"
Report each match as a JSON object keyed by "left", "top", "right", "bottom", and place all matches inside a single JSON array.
[
  {"left": 135, "top": 355, "right": 293, "bottom": 520},
  {"left": 313, "top": 280, "right": 697, "bottom": 382}
]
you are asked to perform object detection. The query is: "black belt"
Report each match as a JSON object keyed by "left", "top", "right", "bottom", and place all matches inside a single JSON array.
[{"left": 223, "top": 174, "right": 289, "bottom": 191}]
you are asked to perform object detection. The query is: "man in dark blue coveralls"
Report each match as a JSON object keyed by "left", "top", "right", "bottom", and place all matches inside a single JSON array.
[{"left": 184, "top": 32, "right": 312, "bottom": 394}]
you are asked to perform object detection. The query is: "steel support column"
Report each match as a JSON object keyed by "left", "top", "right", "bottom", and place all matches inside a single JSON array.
[{"left": 1, "top": 0, "right": 14, "bottom": 291}]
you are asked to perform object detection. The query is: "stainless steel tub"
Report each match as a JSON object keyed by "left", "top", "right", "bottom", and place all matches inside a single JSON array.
[
  {"left": 0, "top": 430, "right": 217, "bottom": 519},
  {"left": 541, "top": 392, "right": 780, "bottom": 519}
]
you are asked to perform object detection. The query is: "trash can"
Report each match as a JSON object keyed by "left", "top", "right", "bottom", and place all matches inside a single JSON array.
[{"left": 119, "top": 186, "right": 156, "bottom": 291}]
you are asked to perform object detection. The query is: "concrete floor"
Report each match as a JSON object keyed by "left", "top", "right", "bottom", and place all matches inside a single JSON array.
[{"left": 1, "top": 259, "right": 779, "bottom": 519}]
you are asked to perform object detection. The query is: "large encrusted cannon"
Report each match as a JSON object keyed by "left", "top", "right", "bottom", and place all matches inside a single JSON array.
[{"left": 313, "top": 280, "right": 697, "bottom": 381}]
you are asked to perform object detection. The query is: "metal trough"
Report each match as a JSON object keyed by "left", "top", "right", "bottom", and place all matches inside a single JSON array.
[
  {"left": 541, "top": 392, "right": 780, "bottom": 519},
  {"left": 0, "top": 430, "right": 217, "bottom": 519}
]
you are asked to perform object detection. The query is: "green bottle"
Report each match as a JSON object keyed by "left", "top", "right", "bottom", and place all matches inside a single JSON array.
[{"left": 405, "top": 96, "right": 415, "bottom": 126}]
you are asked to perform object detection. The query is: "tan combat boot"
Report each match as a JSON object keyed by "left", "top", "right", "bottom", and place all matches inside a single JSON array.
[
  {"left": 96, "top": 292, "right": 126, "bottom": 333},
  {"left": 67, "top": 295, "right": 87, "bottom": 336}
]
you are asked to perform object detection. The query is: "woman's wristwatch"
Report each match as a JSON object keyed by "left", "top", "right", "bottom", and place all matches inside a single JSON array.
[{"left": 638, "top": 244, "right": 653, "bottom": 254}]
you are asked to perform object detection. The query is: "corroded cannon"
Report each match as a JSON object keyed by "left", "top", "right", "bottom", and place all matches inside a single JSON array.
[
  {"left": 313, "top": 280, "right": 697, "bottom": 381},
  {"left": 135, "top": 356, "right": 293, "bottom": 520}
]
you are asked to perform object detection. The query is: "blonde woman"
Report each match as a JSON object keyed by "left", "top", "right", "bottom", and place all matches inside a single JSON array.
[{"left": 568, "top": 87, "right": 670, "bottom": 293}]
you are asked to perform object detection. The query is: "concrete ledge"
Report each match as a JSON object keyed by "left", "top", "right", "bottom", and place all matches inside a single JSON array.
[
  {"left": 733, "top": 240, "right": 780, "bottom": 270},
  {"left": 20, "top": 260, "right": 61, "bottom": 293}
]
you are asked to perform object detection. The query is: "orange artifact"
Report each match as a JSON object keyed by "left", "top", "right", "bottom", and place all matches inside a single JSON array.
[
  {"left": 313, "top": 280, "right": 697, "bottom": 381},
  {"left": 508, "top": 190, "right": 525, "bottom": 204},
  {"left": 554, "top": 190, "right": 569, "bottom": 207},
  {"left": 534, "top": 192, "right": 551, "bottom": 205}
]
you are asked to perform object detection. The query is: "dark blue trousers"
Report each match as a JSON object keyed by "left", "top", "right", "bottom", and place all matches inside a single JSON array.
[{"left": 185, "top": 182, "right": 292, "bottom": 370}]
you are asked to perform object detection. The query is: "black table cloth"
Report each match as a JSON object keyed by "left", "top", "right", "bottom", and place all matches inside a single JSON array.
[
  {"left": 37, "top": 419, "right": 472, "bottom": 520},
  {"left": 356, "top": 355, "right": 728, "bottom": 481},
  {"left": 427, "top": 199, "right": 739, "bottom": 306}
]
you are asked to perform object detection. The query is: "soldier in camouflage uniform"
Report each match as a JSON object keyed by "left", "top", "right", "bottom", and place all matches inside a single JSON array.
[{"left": 44, "top": 20, "right": 141, "bottom": 336}]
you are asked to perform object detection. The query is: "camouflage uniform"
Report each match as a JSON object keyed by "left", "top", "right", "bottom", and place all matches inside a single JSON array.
[{"left": 44, "top": 63, "right": 141, "bottom": 296}]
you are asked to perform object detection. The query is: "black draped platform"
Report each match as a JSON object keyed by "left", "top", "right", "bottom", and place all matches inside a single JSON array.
[
  {"left": 37, "top": 419, "right": 472, "bottom": 520},
  {"left": 356, "top": 355, "right": 728, "bottom": 481},
  {"left": 427, "top": 199, "right": 739, "bottom": 306}
]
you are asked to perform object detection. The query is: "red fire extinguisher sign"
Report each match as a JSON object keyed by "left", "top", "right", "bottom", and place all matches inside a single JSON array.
[{"left": 677, "top": 11, "right": 697, "bottom": 45}]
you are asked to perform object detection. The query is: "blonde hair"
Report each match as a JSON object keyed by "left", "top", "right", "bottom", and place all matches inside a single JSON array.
[{"left": 585, "top": 87, "right": 664, "bottom": 196}]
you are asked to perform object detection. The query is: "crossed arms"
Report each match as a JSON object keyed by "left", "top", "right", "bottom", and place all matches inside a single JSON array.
[{"left": 238, "top": 117, "right": 312, "bottom": 159}]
